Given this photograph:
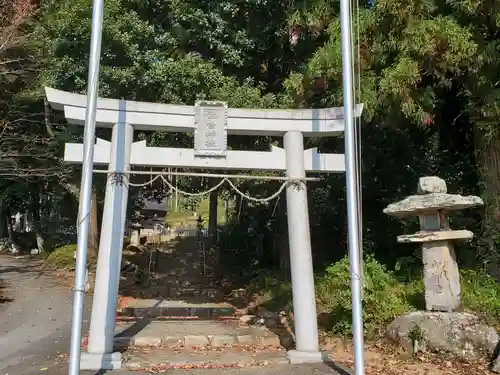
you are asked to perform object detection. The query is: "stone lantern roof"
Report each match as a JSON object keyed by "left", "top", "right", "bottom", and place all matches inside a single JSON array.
[
  {"left": 383, "top": 176, "right": 483, "bottom": 218},
  {"left": 383, "top": 176, "right": 483, "bottom": 244}
]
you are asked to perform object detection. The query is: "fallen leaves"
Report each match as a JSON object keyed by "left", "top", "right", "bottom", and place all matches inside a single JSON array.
[
  {"left": 52, "top": 353, "right": 69, "bottom": 366},
  {"left": 323, "top": 337, "right": 492, "bottom": 375},
  {"left": 117, "top": 295, "right": 137, "bottom": 309},
  {"left": 128, "top": 343, "right": 284, "bottom": 353},
  {"left": 135, "top": 360, "right": 273, "bottom": 374},
  {"left": 80, "top": 334, "right": 88, "bottom": 349}
]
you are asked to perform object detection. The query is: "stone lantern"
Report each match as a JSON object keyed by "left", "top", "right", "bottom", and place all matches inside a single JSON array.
[
  {"left": 129, "top": 211, "right": 144, "bottom": 246},
  {"left": 383, "top": 176, "right": 483, "bottom": 312}
]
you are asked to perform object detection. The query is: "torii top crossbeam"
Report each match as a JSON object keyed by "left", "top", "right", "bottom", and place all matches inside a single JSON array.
[{"left": 45, "top": 87, "right": 363, "bottom": 137}]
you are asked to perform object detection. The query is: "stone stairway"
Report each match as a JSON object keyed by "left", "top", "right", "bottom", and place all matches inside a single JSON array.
[
  {"left": 114, "top": 320, "right": 281, "bottom": 349},
  {"left": 118, "top": 299, "right": 236, "bottom": 320},
  {"left": 118, "top": 234, "right": 236, "bottom": 319},
  {"left": 115, "top": 232, "right": 288, "bottom": 369},
  {"left": 124, "top": 345, "right": 288, "bottom": 371}
]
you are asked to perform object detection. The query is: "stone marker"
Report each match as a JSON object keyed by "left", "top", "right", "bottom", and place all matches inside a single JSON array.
[{"left": 383, "top": 176, "right": 483, "bottom": 312}]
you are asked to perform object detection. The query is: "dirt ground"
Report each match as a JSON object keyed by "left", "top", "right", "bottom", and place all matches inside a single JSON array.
[{"left": 322, "top": 337, "right": 492, "bottom": 375}]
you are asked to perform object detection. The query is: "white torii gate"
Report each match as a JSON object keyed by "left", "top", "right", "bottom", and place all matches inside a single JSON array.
[
  {"left": 46, "top": 87, "right": 363, "bottom": 370},
  {"left": 64, "top": 139, "right": 346, "bottom": 172}
]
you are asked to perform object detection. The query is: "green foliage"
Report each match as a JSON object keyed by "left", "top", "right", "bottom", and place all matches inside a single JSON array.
[
  {"left": 181, "top": 196, "right": 201, "bottom": 212},
  {"left": 247, "top": 270, "right": 293, "bottom": 312},
  {"left": 461, "top": 268, "right": 500, "bottom": 328},
  {"left": 250, "top": 257, "right": 500, "bottom": 338},
  {"left": 164, "top": 197, "right": 227, "bottom": 227},
  {"left": 45, "top": 243, "right": 77, "bottom": 269},
  {"left": 34, "top": 0, "right": 285, "bottom": 107},
  {"left": 316, "top": 255, "right": 421, "bottom": 337}
]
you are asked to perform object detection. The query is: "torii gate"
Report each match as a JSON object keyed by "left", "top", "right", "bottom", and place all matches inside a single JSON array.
[{"left": 45, "top": 87, "right": 363, "bottom": 370}]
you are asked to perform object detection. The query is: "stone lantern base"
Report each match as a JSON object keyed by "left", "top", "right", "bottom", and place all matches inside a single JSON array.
[{"left": 422, "top": 240, "right": 461, "bottom": 312}]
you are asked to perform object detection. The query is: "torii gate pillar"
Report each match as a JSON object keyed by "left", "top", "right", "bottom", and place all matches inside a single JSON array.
[
  {"left": 81, "top": 122, "right": 133, "bottom": 370},
  {"left": 284, "top": 131, "right": 326, "bottom": 363}
]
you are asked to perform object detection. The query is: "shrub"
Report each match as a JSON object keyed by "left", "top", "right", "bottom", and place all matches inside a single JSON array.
[
  {"left": 316, "top": 255, "right": 421, "bottom": 337},
  {"left": 45, "top": 244, "right": 77, "bottom": 269},
  {"left": 461, "top": 268, "right": 500, "bottom": 328},
  {"left": 239, "top": 255, "right": 500, "bottom": 339},
  {"left": 247, "top": 270, "right": 293, "bottom": 312}
]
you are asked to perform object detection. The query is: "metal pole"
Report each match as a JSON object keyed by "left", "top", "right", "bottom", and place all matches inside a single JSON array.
[
  {"left": 67, "top": 0, "right": 104, "bottom": 374},
  {"left": 339, "top": 0, "right": 365, "bottom": 374},
  {"left": 355, "top": 115, "right": 364, "bottom": 300}
]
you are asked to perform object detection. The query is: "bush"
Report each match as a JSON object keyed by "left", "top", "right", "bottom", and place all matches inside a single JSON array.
[
  {"left": 316, "top": 255, "right": 422, "bottom": 337},
  {"left": 246, "top": 253, "right": 500, "bottom": 341},
  {"left": 12, "top": 232, "right": 37, "bottom": 251},
  {"left": 247, "top": 270, "right": 293, "bottom": 312},
  {"left": 45, "top": 244, "right": 77, "bottom": 269},
  {"left": 461, "top": 268, "right": 500, "bottom": 328}
]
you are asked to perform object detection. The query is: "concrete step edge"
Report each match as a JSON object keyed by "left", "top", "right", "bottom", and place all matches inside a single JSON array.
[
  {"left": 124, "top": 353, "right": 289, "bottom": 370},
  {"left": 117, "top": 305, "right": 237, "bottom": 318},
  {"left": 114, "top": 333, "right": 282, "bottom": 348}
]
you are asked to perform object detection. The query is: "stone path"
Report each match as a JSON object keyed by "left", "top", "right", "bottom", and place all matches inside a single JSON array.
[
  {"left": 121, "top": 235, "right": 223, "bottom": 303},
  {"left": 114, "top": 320, "right": 281, "bottom": 348}
]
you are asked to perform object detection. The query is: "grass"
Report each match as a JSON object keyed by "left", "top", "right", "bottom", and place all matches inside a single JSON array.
[
  {"left": 165, "top": 197, "right": 230, "bottom": 227},
  {"left": 44, "top": 243, "right": 100, "bottom": 270},
  {"left": 315, "top": 255, "right": 423, "bottom": 337},
  {"left": 461, "top": 268, "right": 500, "bottom": 329},
  {"left": 248, "top": 255, "right": 500, "bottom": 338}
]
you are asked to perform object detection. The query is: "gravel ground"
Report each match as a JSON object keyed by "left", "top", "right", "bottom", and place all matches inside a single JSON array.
[{"left": 0, "top": 253, "right": 91, "bottom": 375}]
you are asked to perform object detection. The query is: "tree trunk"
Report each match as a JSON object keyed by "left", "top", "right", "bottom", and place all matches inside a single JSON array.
[
  {"left": 88, "top": 191, "right": 99, "bottom": 258},
  {"left": 208, "top": 185, "right": 219, "bottom": 247},
  {"left": 0, "top": 203, "right": 6, "bottom": 239},
  {"left": 476, "top": 129, "right": 500, "bottom": 276},
  {"left": 5, "top": 207, "right": 13, "bottom": 242},
  {"left": 208, "top": 182, "right": 219, "bottom": 278},
  {"left": 76, "top": 185, "right": 99, "bottom": 257},
  {"left": 277, "top": 197, "right": 290, "bottom": 270},
  {"left": 235, "top": 194, "right": 242, "bottom": 222},
  {"left": 30, "top": 185, "right": 45, "bottom": 253},
  {"left": 44, "top": 97, "right": 55, "bottom": 138}
]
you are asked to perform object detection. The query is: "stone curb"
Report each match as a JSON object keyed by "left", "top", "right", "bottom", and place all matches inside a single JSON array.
[
  {"left": 115, "top": 334, "right": 281, "bottom": 348},
  {"left": 124, "top": 354, "right": 289, "bottom": 370},
  {"left": 115, "top": 315, "right": 238, "bottom": 322},
  {"left": 117, "top": 305, "right": 237, "bottom": 319}
]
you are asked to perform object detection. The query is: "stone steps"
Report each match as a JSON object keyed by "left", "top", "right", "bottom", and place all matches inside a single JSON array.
[
  {"left": 167, "top": 286, "right": 222, "bottom": 300},
  {"left": 114, "top": 320, "right": 282, "bottom": 349},
  {"left": 117, "top": 299, "right": 237, "bottom": 319},
  {"left": 123, "top": 345, "right": 288, "bottom": 370}
]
